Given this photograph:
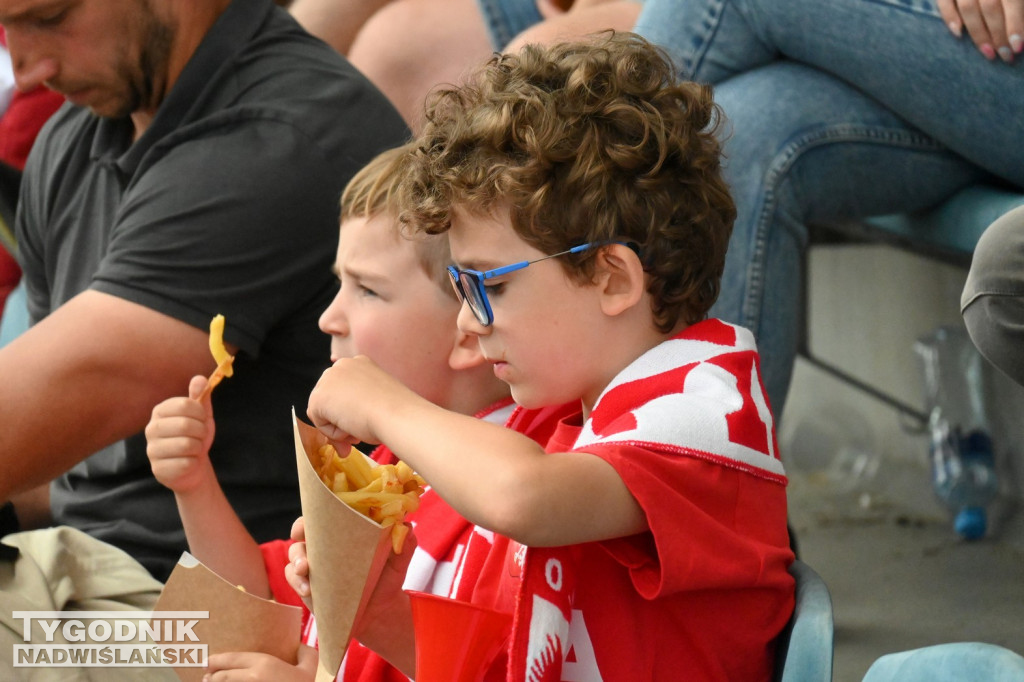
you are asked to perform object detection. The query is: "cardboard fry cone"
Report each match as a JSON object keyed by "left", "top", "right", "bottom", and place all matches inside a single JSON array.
[
  {"left": 153, "top": 552, "right": 303, "bottom": 682},
  {"left": 292, "top": 410, "right": 393, "bottom": 679}
]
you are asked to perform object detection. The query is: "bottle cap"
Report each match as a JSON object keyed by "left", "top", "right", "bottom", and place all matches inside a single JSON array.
[{"left": 954, "top": 507, "right": 987, "bottom": 540}]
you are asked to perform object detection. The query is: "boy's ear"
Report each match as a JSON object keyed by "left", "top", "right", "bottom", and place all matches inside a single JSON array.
[
  {"left": 595, "top": 243, "right": 646, "bottom": 317},
  {"left": 448, "top": 325, "right": 487, "bottom": 371}
]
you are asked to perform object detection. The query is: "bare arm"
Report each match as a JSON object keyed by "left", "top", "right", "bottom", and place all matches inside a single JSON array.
[
  {"left": 307, "top": 356, "right": 647, "bottom": 547},
  {"left": 9, "top": 484, "right": 51, "bottom": 530},
  {"left": 146, "top": 375, "right": 270, "bottom": 598},
  {"left": 289, "top": 0, "right": 393, "bottom": 55},
  {"left": 173, "top": 482, "right": 271, "bottom": 597},
  {"left": 0, "top": 290, "right": 217, "bottom": 501}
]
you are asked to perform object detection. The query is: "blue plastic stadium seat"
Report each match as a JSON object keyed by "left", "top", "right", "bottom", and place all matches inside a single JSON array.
[
  {"left": 774, "top": 559, "right": 835, "bottom": 682},
  {"left": 863, "top": 184, "right": 1024, "bottom": 261}
]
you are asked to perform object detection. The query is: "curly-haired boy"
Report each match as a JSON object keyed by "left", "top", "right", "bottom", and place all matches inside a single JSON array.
[{"left": 305, "top": 33, "right": 795, "bottom": 681}]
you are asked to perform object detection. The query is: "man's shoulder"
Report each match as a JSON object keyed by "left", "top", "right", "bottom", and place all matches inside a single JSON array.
[
  {"left": 177, "top": 31, "right": 407, "bottom": 164},
  {"left": 19, "top": 103, "right": 102, "bottom": 195},
  {"left": 208, "top": 7, "right": 396, "bottom": 117}
]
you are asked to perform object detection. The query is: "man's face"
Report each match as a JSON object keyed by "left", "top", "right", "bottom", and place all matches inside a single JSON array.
[{"left": 0, "top": 0, "right": 174, "bottom": 118}]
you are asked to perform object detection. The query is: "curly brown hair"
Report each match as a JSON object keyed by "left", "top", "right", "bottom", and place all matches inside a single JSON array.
[{"left": 398, "top": 32, "right": 736, "bottom": 330}]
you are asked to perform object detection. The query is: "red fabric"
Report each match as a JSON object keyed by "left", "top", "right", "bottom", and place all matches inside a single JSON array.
[
  {"left": 0, "top": 252, "right": 17, "bottom": 310},
  {"left": 0, "top": 85, "right": 63, "bottom": 171},
  {"left": 0, "top": 28, "right": 63, "bottom": 315},
  {"left": 0, "top": 27, "right": 64, "bottom": 172},
  {"left": 260, "top": 538, "right": 308, "bottom": 610},
  {"left": 479, "top": 320, "right": 794, "bottom": 681}
]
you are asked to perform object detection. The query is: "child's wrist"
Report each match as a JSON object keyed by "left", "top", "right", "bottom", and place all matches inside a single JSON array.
[{"left": 171, "top": 460, "right": 220, "bottom": 499}]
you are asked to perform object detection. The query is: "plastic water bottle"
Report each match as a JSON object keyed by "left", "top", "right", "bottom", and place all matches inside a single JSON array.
[
  {"left": 927, "top": 410, "right": 998, "bottom": 540},
  {"left": 916, "top": 326, "right": 999, "bottom": 540}
]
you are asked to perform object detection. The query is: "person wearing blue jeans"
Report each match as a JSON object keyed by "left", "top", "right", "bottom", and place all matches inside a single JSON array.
[
  {"left": 633, "top": 0, "right": 1024, "bottom": 412},
  {"left": 862, "top": 642, "right": 1024, "bottom": 681}
]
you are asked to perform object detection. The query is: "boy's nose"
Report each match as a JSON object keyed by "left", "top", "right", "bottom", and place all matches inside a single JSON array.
[
  {"left": 456, "top": 300, "right": 488, "bottom": 335},
  {"left": 318, "top": 300, "right": 349, "bottom": 337}
]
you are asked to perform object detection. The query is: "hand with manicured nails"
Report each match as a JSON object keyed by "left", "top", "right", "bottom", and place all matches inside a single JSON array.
[{"left": 938, "top": 0, "right": 1023, "bottom": 61}]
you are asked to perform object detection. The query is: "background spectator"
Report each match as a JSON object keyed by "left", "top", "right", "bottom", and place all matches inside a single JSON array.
[{"left": 0, "top": 0, "right": 408, "bottom": 583}]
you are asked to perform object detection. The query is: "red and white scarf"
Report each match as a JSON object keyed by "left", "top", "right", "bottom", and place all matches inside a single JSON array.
[{"left": 507, "top": 319, "right": 784, "bottom": 681}]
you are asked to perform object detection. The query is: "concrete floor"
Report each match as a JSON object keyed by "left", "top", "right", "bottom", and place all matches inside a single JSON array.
[
  {"left": 787, "top": 473, "right": 1024, "bottom": 682},
  {"left": 776, "top": 241, "right": 1024, "bottom": 681}
]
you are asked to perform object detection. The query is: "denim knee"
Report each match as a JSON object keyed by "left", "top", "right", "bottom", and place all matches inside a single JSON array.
[{"left": 476, "top": 0, "right": 543, "bottom": 49}]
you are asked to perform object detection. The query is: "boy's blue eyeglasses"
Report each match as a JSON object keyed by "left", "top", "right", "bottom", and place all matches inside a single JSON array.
[{"left": 447, "top": 242, "right": 602, "bottom": 326}]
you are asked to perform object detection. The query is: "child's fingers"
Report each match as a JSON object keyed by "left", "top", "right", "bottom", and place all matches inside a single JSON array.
[
  {"left": 287, "top": 539, "right": 307, "bottom": 566},
  {"left": 146, "top": 433, "right": 205, "bottom": 461},
  {"left": 284, "top": 556, "right": 312, "bottom": 606},
  {"left": 285, "top": 540, "right": 311, "bottom": 600},
  {"left": 289, "top": 516, "right": 306, "bottom": 542},
  {"left": 295, "top": 644, "right": 318, "bottom": 672},
  {"left": 188, "top": 374, "right": 211, "bottom": 402},
  {"left": 145, "top": 414, "right": 208, "bottom": 450},
  {"left": 284, "top": 560, "right": 310, "bottom": 594},
  {"left": 149, "top": 454, "right": 200, "bottom": 481},
  {"left": 151, "top": 395, "right": 201, "bottom": 416},
  {"left": 284, "top": 535, "right": 312, "bottom": 601},
  {"left": 203, "top": 650, "right": 312, "bottom": 681},
  {"left": 203, "top": 651, "right": 281, "bottom": 679},
  {"left": 308, "top": 420, "right": 359, "bottom": 448}
]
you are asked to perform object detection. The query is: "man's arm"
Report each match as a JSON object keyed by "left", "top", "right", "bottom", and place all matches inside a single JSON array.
[
  {"left": 9, "top": 484, "right": 50, "bottom": 529},
  {"left": 0, "top": 289, "right": 217, "bottom": 501}
]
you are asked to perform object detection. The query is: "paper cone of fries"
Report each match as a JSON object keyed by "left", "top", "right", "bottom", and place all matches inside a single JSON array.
[
  {"left": 292, "top": 410, "right": 394, "bottom": 681},
  {"left": 153, "top": 552, "right": 303, "bottom": 682}
]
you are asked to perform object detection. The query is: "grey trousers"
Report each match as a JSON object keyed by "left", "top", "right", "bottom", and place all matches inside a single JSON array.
[{"left": 962, "top": 206, "right": 1024, "bottom": 388}]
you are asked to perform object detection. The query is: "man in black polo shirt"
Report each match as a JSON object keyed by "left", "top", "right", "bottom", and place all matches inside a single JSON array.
[{"left": 0, "top": 0, "right": 408, "bottom": 581}]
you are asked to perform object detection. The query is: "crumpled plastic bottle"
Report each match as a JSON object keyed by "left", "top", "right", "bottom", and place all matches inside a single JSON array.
[
  {"left": 926, "top": 411, "right": 998, "bottom": 539},
  {"left": 915, "top": 326, "right": 999, "bottom": 540}
]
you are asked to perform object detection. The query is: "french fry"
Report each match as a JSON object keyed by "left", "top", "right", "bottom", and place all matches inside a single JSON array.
[
  {"left": 314, "top": 442, "right": 426, "bottom": 553},
  {"left": 198, "top": 314, "right": 235, "bottom": 400}
]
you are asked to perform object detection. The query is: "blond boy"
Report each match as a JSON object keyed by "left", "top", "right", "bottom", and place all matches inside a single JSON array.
[{"left": 145, "top": 144, "right": 510, "bottom": 680}]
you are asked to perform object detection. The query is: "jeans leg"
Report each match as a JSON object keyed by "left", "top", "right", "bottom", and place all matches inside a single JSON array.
[
  {"left": 862, "top": 642, "right": 1024, "bottom": 682},
  {"left": 636, "top": 0, "right": 775, "bottom": 84},
  {"left": 712, "top": 63, "right": 986, "bottom": 411},
  {"left": 475, "top": 0, "right": 544, "bottom": 49},
  {"left": 636, "top": 0, "right": 1024, "bottom": 186}
]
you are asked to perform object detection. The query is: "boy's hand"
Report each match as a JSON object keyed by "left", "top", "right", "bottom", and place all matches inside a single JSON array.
[
  {"left": 307, "top": 355, "right": 416, "bottom": 447},
  {"left": 202, "top": 644, "right": 317, "bottom": 681},
  {"left": 284, "top": 517, "right": 312, "bottom": 609},
  {"left": 145, "top": 375, "right": 216, "bottom": 494}
]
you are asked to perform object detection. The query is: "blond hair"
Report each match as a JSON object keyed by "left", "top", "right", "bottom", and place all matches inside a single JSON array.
[{"left": 340, "top": 144, "right": 453, "bottom": 296}]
